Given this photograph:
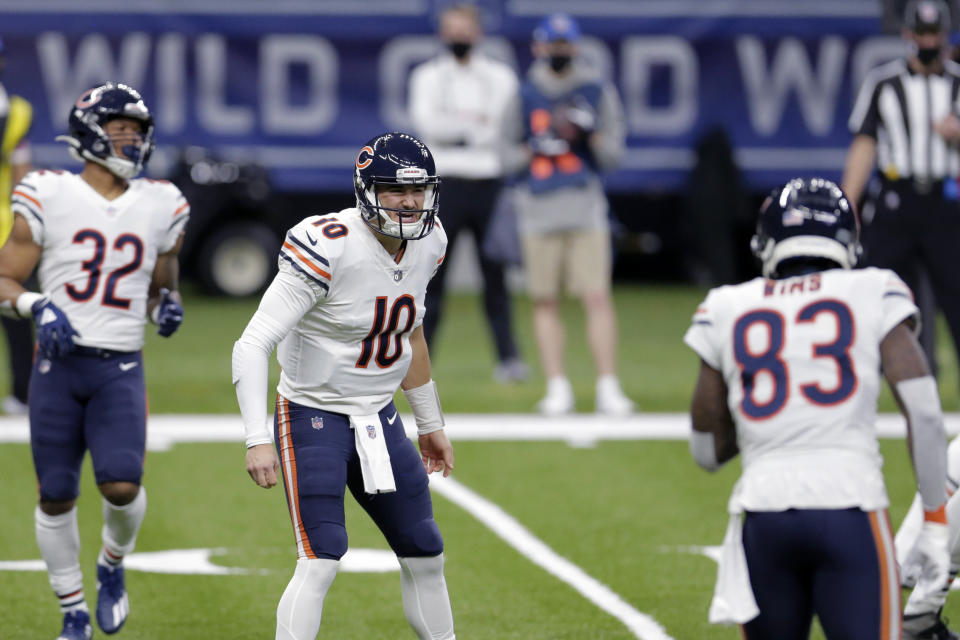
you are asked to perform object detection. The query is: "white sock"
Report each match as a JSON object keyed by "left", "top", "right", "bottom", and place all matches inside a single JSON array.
[
  {"left": 399, "top": 554, "right": 455, "bottom": 640},
  {"left": 35, "top": 506, "right": 86, "bottom": 612},
  {"left": 275, "top": 557, "right": 339, "bottom": 640},
  {"left": 100, "top": 486, "right": 147, "bottom": 568}
]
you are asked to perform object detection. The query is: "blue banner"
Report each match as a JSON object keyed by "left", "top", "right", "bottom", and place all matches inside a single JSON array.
[{"left": 0, "top": 0, "right": 902, "bottom": 193}]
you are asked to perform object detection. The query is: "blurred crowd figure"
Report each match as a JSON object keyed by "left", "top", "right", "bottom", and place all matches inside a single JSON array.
[
  {"left": 0, "top": 37, "right": 34, "bottom": 415},
  {"left": 408, "top": 3, "right": 529, "bottom": 383},
  {"left": 501, "top": 13, "right": 634, "bottom": 415},
  {"left": 843, "top": 0, "right": 960, "bottom": 401}
]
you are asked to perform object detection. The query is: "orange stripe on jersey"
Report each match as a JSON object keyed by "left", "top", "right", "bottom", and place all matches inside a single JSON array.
[
  {"left": 868, "top": 510, "right": 901, "bottom": 640},
  {"left": 172, "top": 202, "right": 190, "bottom": 217},
  {"left": 277, "top": 395, "right": 317, "bottom": 560},
  {"left": 283, "top": 241, "right": 332, "bottom": 280},
  {"left": 13, "top": 190, "right": 43, "bottom": 210},
  {"left": 437, "top": 254, "right": 445, "bottom": 265}
]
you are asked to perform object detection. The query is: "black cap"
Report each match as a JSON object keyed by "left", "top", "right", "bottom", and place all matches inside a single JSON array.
[{"left": 904, "top": 0, "right": 951, "bottom": 32}]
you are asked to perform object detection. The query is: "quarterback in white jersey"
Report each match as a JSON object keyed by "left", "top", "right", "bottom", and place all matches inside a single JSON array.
[
  {"left": 232, "top": 132, "right": 455, "bottom": 640},
  {"left": 0, "top": 83, "right": 186, "bottom": 640},
  {"left": 685, "top": 178, "right": 949, "bottom": 640}
]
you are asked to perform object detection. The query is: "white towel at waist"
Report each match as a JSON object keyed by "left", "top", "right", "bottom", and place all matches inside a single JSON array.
[
  {"left": 708, "top": 513, "right": 760, "bottom": 625},
  {"left": 350, "top": 413, "right": 396, "bottom": 494}
]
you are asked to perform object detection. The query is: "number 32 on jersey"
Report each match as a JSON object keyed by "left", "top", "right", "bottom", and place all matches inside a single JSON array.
[{"left": 734, "top": 299, "right": 857, "bottom": 420}]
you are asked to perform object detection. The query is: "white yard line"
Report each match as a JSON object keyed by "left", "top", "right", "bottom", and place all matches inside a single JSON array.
[
  {"left": 428, "top": 474, "right": 674, "bottom": 640},
  {"left": 1, "top": 412, "right": 954, "bottom": 448}
]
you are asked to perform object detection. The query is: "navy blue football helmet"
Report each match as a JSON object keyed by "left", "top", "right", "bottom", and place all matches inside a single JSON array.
[
  {"left": 751, "top": 177, "right": 861, "bottom": 278},
  {"left": 56, "top": 82, "right": 155, "bottom": 179},
  {"left": 354, "top": 132, "right": 439, "bottom": 240}
]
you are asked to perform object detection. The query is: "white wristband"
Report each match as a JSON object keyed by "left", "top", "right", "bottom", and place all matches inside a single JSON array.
[
  {"left": 403, "top": 379, "right": 445, "bottom": 435},
  {"left": 15, "top": 292, "right": 47, "bottom": 319},
  {"left": 150, "top": 303, "right": 160, "bottom": 324}
]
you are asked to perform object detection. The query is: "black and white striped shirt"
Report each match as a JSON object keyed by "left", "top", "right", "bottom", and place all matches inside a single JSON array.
[{"left": 849, "top": 58, "right": 960, "bottom": 182}]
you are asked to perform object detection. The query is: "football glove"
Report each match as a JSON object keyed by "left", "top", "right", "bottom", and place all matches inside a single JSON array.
[
  {"left": 911, "top": 517, "right": 950, "bottom": 606},
  {"left": 154, "top": 288, "right": 183, "bottom": 337},
  {"left": 31, "top": 298, "right": 79, "bottom": 358}
]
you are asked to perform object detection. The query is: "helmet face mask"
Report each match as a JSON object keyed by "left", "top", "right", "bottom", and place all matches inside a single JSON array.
[
  {"left": 751, "top": 177, "right": 861, "bottom": 279},
  {"left": 354, "top": 132, "right": 440, "bottom": 240},
  {"left": 56, "top": 82, "right": 155, "bottom": 179}
]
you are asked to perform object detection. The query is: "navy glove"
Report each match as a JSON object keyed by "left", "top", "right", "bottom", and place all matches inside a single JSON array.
[
  {"left": 31, "top": 298, "right": 79, "bottom": 358},
  {"left": 154, "top": 288, "right": 183, "bottom": 337}
]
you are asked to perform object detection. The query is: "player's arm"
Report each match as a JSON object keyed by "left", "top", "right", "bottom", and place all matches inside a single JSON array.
[
  {"left": 402, "top": 325, "right": 453, "bottom": 477},
  {"left": 147, "top": 230, "right": 184, "bottom": 337},
  {"left": 882, "top": 318, "right": 950, "bottom": 598},
  {"left": 0, "top": 214, "right": 79, "bottom": 357},
  {"left": 233, "top": 269, "right": 319, "bottom": 488},
  {"left": 882, "top": 320, "right": 947, "bottom": 513},
  {"left": 689, "top": 358, "right": 739, "bottom": 472}
]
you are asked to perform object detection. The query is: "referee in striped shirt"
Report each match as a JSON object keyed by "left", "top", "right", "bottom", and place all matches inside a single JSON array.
[{"left": 842, "top": 0, "right": 960, "bottom": 384}]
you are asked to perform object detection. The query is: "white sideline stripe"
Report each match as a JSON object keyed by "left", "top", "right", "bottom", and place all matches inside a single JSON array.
[
  {"left": 428, "top": 474, "right": 673, "bottom": 640},
  {"left": 0, "top": 413, "right": 956, "bottom": 448}
]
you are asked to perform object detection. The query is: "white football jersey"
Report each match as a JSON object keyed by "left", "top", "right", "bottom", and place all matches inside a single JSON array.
[
  {"left": 11, "top": 170, "right": 190, "bottom": 351},
  {"left": 274, "top": 208, "right": 447, "bottom": 415},
  {"left": 684, "top": 267, "right": 918, "bottom": 512}
]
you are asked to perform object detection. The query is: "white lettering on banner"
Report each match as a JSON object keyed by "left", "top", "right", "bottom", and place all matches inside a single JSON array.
[
  {"left": 196, "top": 34, "right": 255, "bottom": 135},
  {"left": 737, "top": 36, "right": 847, "bottom": 137},
  {"left": 157, "top": 34, "right": 187, "bottom": 133},
  {"left": 260, "top": 35, "right": 338, "bottom": 134},
  {"left": 38, "top": 32, "right": 151, "bottom": 129},
  {"left": 621, "top": 36, "right": 698, "bottom": 135}
]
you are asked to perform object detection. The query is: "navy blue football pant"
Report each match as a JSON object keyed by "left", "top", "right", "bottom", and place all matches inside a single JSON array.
[
  {"left": 273, "top": 396, "right": 443, "bottom": 560},
  {"left": 29, "top": 348, "right": 147, "bottom": 502},
  {"left": 741, "top": 508, "right": 900, "bottom": 640}
]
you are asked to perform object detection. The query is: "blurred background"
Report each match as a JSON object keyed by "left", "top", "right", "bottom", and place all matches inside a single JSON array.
[{"left": 0, "top": 0, "right": 932, "bottom": 297}]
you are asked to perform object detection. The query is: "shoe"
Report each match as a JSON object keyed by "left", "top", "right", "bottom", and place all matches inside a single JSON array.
[
  {"left": 595, "top": 377, "right": 635, "bottom": 416},
  {"left": 96, "top": 563, "right": 129, "bottom": 634},
  {"left": 3, "top": 395, "right": 28, "bottom": 415},
  {"left": 904, "top": 612, "right": 960, "bottom": 640},
  {"left": 536, "top": 377, "right": 574, "bottom": 415},
  {"left": 494, "top": 358, "right": 529, "bottom": 383},
  {"left": 57, "top": 610, "right": 93, "bottom": 640}
]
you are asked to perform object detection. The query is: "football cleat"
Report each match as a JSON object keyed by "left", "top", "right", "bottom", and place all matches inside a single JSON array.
[
  {"left": 96, "top": 564, "right": 129, "bottom": 634},
  {"left": 57, "top": 610, "right": 93, "bottom": 640},
  {"left": 537, "top": 378, "right": 574, "bottom": 416},
  {"left": 595, "top": 380, "right": 635, "bottom": 417},
  {"left": 904, "top": 612, "right": 960, "bottom": 640}
]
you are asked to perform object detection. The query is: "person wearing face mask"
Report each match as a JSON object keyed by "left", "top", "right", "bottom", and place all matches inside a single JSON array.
[
  {"left": 500, "top": 13, "right": 633, "bottom": 416},
  {"left": 407, "top": 3, "right": 529, "bottom": 384},
  {"left": 843, "top": 0, "right": 960, "bottom": 405}
]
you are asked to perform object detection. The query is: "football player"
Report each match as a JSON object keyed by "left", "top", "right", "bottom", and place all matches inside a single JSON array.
[
  {"left": 684, "top": 178, "right": 949, "bottom": 639},
  {"left": 232, "top": 132, "right": 456, "bottom": 639},
  {"left": 0, "top": 82, "right": 188, "bottom": 639}
]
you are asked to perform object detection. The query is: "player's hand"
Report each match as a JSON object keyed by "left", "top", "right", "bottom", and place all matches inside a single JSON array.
[
  {"left": 246, "top": 443, "right": 280, "bottom": 488},
  {"left": 912, "top": 517, "right": 950, "bottom": 603},
  {"left": 155, "top": 288, "right": 183, "bottom": 337},
  {"left": 418, "top": 430, "right": 454, "bottom": 477},
  {"left": 31, "top": 298, "right": 79, "bottom": 358}
]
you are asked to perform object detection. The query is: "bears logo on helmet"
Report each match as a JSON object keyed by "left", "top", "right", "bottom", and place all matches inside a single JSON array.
[{"left": 354, "top": 132, "right": 440, "bottom": 240}]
